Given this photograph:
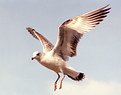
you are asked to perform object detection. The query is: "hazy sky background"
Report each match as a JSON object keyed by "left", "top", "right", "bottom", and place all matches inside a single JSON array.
[{"left": 0, "top": 0, "right": 121, "bottom": 95}]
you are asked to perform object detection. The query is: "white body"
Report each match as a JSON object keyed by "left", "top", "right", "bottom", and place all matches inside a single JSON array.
[
  {"left": 40, "top": 52, "right": 66, "bottom": 73},
  {"left": 33, "top": 51, "right": 78, "bottom": 78}
]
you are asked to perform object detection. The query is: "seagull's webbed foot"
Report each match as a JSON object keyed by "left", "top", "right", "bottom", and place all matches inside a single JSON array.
[
  {"left": 54, "top": 73, "right": 60, "bottom": 91},
  {"left": 59, "top": 75, "right": 65, "bottom": 89}
]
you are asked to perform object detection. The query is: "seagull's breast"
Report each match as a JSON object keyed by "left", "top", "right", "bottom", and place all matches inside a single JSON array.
[{"left": 39, "top": 52, "right": 66, "bottom": 73}]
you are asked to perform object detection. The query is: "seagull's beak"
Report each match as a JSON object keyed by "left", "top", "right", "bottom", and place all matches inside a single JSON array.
[{"left": 31, "top": 57, "right": 34, "bottom": 60}]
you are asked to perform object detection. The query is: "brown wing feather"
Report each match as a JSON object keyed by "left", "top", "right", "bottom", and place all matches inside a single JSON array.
[
  {"left": 53, "top": 4, "right": 111, "bottom": 59},
  {"left": 26, "top": 27, "right": 54, "bottom": 53}
]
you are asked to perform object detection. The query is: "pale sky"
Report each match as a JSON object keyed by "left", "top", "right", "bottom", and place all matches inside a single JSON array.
[{"left": 0, "top": 0, "right": 121, "bottom": 95}]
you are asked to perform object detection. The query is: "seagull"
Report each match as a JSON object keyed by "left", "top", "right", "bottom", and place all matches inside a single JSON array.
[{"left": 26, "top": 4, "right": 111, "bottom": 91}]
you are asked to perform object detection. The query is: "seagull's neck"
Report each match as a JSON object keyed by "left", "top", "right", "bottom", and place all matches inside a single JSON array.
[{"left": 36, "top": 58, "right": 41, "bottom": 62}]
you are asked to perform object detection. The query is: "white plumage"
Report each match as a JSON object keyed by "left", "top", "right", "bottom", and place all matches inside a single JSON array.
[{"left": 26, "top": 4, "right": 111, "bottom": 91}]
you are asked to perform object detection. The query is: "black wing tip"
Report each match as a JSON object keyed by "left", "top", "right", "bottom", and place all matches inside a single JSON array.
[
  {"left": 99, "top": 4, "right": 111, "bottom": 18},
  {"left": 97, "top": 4, "right": 111, "bottom": 14},
  {"left": 105, "top": 4, "right": 111, "bottom": 8},
  {"left": 86, "top": 4, "right": 111, "bottom": 25},
  {"left": 26, "top": 27, "right": 35, "bottom": 32},
  {"left": 99, "top": 4, "right": 111, "bottom": 10},
  {"left": 102, "top": 4, "right": 111, "bottom": 13}
]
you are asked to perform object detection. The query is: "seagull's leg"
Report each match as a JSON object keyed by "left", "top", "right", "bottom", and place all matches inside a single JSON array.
[
  {"left": 54, "top": 73, "right": 60, "bottom": 91},
  {"left": 59, "top": 74, "right": 65, "bottom": 89}
]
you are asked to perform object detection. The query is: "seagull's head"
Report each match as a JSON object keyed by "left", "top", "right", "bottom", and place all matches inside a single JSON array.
[{"left": 31, "top": 51, "right": 41, "bottom": 60}]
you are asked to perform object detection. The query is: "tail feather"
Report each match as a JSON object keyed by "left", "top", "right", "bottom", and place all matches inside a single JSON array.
[
  {"left": 67, "top": 72, "right": 85, "bottom": 81},
  {"left": 64, "top": 66, "right": 85, "bottom": 81}
]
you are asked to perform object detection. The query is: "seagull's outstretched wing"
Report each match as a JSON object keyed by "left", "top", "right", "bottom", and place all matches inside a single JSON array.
[
  {"left": 26, "top": 27, "right": 54, "bottom": 53},
  {"left": 52, "top": 4, "right": 111, "bottom": 60}
]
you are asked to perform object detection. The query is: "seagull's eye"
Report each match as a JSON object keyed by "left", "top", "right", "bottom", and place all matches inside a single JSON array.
[{"left": 37, "top": 53, "right": 40, "bottom": 56}]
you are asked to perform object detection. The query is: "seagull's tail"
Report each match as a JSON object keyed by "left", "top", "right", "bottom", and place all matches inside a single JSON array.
[{"left": 64, "top": 66, "right": 85, "bottom": 81}]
